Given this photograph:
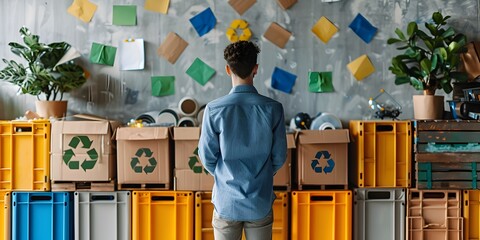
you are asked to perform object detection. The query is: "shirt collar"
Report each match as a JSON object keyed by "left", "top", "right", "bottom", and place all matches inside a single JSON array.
[{"left": 229, "top": 84, "right": 258, "bottom": 94}]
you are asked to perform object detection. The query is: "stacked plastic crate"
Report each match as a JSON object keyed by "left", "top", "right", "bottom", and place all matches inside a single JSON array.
[
  {"left": 349, "top": 120, "right": 411, "bottom": 240},
  {"left": 292, "top": 129, "right": 352, "bottom": 240},
  {"left": 0, "top": 120, "right": 75, "bottom": 240},
  {"left": 414, "top": 120, "right": 480, "bottom": 240}
]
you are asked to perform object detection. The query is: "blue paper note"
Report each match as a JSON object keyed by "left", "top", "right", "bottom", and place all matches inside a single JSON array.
[
  {"left": 271, "top": 67, "right": 297, "bottom": 94},
  {"left": 349, "top": 13, "right": 377, "bottom": 44},
  {"left": 189, "top": 7, "right": 217, "bottom": 37}
]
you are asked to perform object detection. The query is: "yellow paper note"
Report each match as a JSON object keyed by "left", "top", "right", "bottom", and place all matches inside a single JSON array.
[
  {"left": 347, "top": 54, "right": 375, "bottom": 81},
  {"left": 311, "top": 16, "right": 338, "bottom": 44},
  {"left": 67, "top": 0, "right": 97, "bottom": 23},
  {"left": 145, "top": 0, "right": 170, "bottom": 14}
]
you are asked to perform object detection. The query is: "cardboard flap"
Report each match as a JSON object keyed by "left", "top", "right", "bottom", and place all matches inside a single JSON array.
[
  {"left": 286, "top": 133, "right": 296, "bottom": 149},
  {"left": 55, "top": 121, "right": 111, "bottom": 135},
  {"left": 298, "top": 129, "right": 350, "bottom": 144},
  {"left": 116, "top": 127, "right": 169, "bottom": 140},
  {"left": 174, "top": 127, "right": 200, "bottom": 140}
]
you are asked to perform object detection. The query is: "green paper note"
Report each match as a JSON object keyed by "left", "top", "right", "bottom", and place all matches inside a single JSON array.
[
  {"left": 186, "top": 58, "right": 216, "bottom": 86},
  {"left": 89, "top": 42, "right": 117, "bottom": 66},
  {"left": 113, "top": 5, "right": 137, "bottom": 26},
  {"left": 151, "top": 76, "right": 175, "bottom": 96},
  {"left": 309, "top": 71, "right": 334, "bottom": 92}
]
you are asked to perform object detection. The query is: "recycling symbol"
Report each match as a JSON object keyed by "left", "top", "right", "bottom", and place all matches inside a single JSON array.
[
  {"left": 130, "top": 148, "right": 157, "bottom": 174},
  {"left": 189, "top": 147, "right": 208, "bottom": 174},
  {"left": 311, "top": 151, "right": 335, "bottom": 174},
  {"left": 63, "top": 136, "right": 98, "bottom": 171}
]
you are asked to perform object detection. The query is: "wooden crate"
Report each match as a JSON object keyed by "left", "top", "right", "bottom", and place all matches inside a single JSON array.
[{"left": 415, "top": 120, "right": 480, "bottom": 189}]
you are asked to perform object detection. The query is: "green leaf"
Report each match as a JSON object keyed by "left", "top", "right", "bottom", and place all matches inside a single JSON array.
[
  {"left": 448, "top": 41, "right": 460, "bottom": 53},
  {"left": 432, "top": 12, "right": 443, "bottom": 24},
  {"left": 416, "top": 30, "right": 431, "bottom": 41},
  {"left": 387, "top": 38, "right": 403, "bottom": 44},
  {"left": 420, "top": 58, "right": 432, "bottom": 73},
  {"left": 407, "top": 22, "right": 418, "bottom": 37},
  {"left": 405, "top": 48, "right": 418, "bottom": 58},
  {"left": 434, "top": 47, "right": 448, "bottom": 60},
  {"left": 410, "top": 77, "right": 424, "bottom": 90},
  {"left": 441, "top": 27, "right": 455, "bottom": 38},
  {"left": 440, "top": 79, "right": 453, "bottom": 93},
  {"left": 425, "top": 23, "right": 438, "bottom": 36},
  {"left": 395, "top": 28, "right": 406, "bottom": 41},
  {"left": 430, "top": 54, "right": 438, "bottom": 71},
  {"left": 424, "top": 39, "right": 434, "bottom": 51},
  {"left": 395, "top": 76, "right": 410, "bottom": 85}
]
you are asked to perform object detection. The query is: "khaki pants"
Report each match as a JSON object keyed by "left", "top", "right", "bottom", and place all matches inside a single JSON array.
[{"left": 212, "top": 210, "right": 273, "bottom": 240}]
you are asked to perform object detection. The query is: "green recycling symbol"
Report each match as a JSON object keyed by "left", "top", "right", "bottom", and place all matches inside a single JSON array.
[
  {"left": 63, "top": 136, "right": 98, "bottom": 171},
  {"left": 189, "top": 148, "right": 208, "bottom": 174},
  {"left": 130, "top": 148, "right": 157, "bottom": 174}
]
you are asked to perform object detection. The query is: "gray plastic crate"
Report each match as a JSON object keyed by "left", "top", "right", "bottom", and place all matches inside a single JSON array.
[
  {"left": 354, "top": 188, "right": 405, "bottom": 240},
  {"left": 74, "top": 191, "right": 131, "bottom": 240}
]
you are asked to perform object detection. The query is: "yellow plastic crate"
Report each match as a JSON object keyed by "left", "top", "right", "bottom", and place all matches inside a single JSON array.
[
  {"left": 291, "top": 190, "right": 352, "bottom": 240},
  {"left": 0, "top": 191, "right": 10, "bottom": 240},
  {"left": 132, "top": 191, "right": 193, "bottom": 240},
  {"left": 195, "top": 191, "right": 289, "bottom": 240},
  {"left": 464, "top": 190, "right": 480, "bottom": 240},
  {"left": 0, "top": 120, "right": 50, "bottom": 191},
  {"left": 349, "top": 120, "right": 412, "bottom": 188}
]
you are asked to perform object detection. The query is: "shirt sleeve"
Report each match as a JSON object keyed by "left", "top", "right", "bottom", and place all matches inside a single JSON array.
[
  {"left": 198, "top": 105, "right": 220, "bottom": 174},
  {"left": 271, "top": 104, "right": 287, "bottom": 174}
]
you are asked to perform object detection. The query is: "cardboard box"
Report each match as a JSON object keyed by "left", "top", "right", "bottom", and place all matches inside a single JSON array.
[
  {"left": 273, "top": 133, "right": 295, "bottom": 189},
  {"left": 173, "top": 127, "right": 214, "bottom": 191},
  {"left": 116, "top": 127, "right": 171, "bottom": 187},
  {"left": 51, "top": 120, "right": 121, "bottom": 182},
  {"left": 297, "top": 129, "right": 349, "bottom": 187}
]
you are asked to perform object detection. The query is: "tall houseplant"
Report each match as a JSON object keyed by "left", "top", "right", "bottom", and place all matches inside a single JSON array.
[
  {"left": 0, "top": 27, "right": 87, "bottom": 118},
  {"left": 387, "top": 12, "right": 467, "bottom": 119}
]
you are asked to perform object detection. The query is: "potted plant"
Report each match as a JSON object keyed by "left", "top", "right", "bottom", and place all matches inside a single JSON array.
[
  {"left": 387, "top": 11, "right": 467, "bottom": 119},
  {"left": 0, "top": 26, "right": 88, "bottom": 118}
]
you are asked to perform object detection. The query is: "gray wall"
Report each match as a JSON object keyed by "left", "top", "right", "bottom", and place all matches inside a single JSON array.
[{"left": 0, "top": 0, "right": 479, "bottom": 124}]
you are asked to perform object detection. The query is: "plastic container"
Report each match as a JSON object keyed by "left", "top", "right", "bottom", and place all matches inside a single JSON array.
[
  {"left": 407, "top": 189, "right": 463, "bottom": 240},
  {"left": 291, "top": 190, "right": 352, "bottom": 240},
  {"left": 132, "top": 191, "right": 194, "bottom": 240},
  {"left": 74, "top": 191, "right": 131, "bottom": 240},
  {"left": 195, "top": 191, "right": 289, "bottom": 240},
  {"left": 12, "top": 192, "right": 73, "bottom": 240},
  {"left": 0, "top": 120, "right": 50, "bottom": 191},
  {"left": 463, "top": 190, "right": 480, "bottom": 240},
  {"left": 0, "top": 191, "right": 10, "bottom": 240},
  {"left": 349, "top": 120, "right": 412, "bottom": 188},
  {"left": 354, "top": 188, "right": 405, "bottom": 240}
]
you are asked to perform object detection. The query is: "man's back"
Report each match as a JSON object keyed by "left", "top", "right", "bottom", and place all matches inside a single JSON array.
[{"left": 199, "top": 84, "right": 286, "bottom": 221}]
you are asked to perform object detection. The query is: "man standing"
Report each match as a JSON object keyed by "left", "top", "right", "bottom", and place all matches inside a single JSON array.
[{"left": 198, "top": 41, "right": 287, "bottom": 240}]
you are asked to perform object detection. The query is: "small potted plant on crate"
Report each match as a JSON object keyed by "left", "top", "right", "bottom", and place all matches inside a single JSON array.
[
  {"left": 387, "top": 11, "right": 467, "bottom": 119},
  {"left": 0, "top": 26, "right": 88, "bottom": 118}
]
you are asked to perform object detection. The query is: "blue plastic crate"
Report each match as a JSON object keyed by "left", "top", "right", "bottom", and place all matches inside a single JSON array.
[{"left": 12, "top": 192, "right": 73, "bottom": 240}]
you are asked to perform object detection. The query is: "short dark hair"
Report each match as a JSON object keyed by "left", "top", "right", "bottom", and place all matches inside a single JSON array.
[{"left": 223, "top": 41, "right": 260, "bottom": 79}]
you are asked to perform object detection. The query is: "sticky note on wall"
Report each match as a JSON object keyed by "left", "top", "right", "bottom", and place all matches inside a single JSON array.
[
  {"left": 186, "top": 58, "right": 216, "bottom": 86},
  {"left": 264, "top": 22, "right": 292, "bottom": 49},
  {"left": 89, "top": 42, "right": 117, "bottom": 66},
  {"left": 276, "top": 0, "right": 298, "bottom": 10},
  {"left": 151, "top": 76, "right": 175, "bottom": 96},
  {"left": 189, "top": 8, "right": 217, "bottom": 37},
  {"left": 228, "top": 0, "right": 256, "bottom": 15},
  {"left": 309, "top": 72, "right": 334, "bottom": 92},
  {"left": 311, "top": 16, "right": 338, "bottom": 44},
  {"left": 271, "top": 67, "right": 297, "bottom": 93},
  {"left": 349, "top": 13, "right": 377, "bottom": 44},
  {"left": 157, "top": 32, "right": 188, "bottom": 64},
  {"left": 347, "top": 54, "right": 375, "bottom": 81},
  {"left": 113, "top": 5, "right": 137, "bottom": 26},
  {"left": 67, "top": 0, "right": 97, "bottom": 23}
]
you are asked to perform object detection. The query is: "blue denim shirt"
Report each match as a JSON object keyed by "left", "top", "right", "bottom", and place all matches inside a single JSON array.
[{"left": 198, "top": 84, "right": 287, "bottom": 221}]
